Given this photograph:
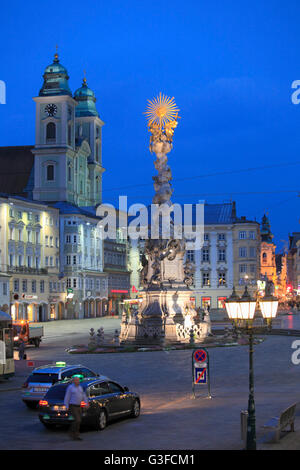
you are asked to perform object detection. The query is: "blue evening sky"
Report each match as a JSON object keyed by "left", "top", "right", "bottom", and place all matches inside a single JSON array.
[{"left": 1, "top": 0, "right": 300, "bottom": 250}]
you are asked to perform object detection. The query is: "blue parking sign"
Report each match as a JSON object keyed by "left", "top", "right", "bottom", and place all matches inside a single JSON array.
[
  {"left": 194, "top": 367, "right": 207, "bottom": 384},
  {"left": 192, "top": 348, "right": 211, "bottom": 399}
]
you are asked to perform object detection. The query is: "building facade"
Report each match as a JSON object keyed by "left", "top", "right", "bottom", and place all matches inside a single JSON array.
[
  {"left": 0, "top": 52, "right": 113, "bottom": 321},
  {"left": 232, "top": 218, "right": 261, "bottom": 297},
  {"left": 128, "top": 202, "right": 261, "bottom": 310},
  {"left": 0, "top": 273, "right": 10, "bottom": 312},
  {"left": 0, "top": 195, "right": 64, "bottom": 321},
  {"left": 56, "top": 204, "right": 108, "bottom": 319},
  {"left": 287, "top": 232, "right": 300, "bottom": 294}
]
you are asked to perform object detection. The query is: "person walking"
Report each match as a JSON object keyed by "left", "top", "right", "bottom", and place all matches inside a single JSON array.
[
  {"left": 18, "top": 338, "right": 25, "bottom": 360},
  {"left": 64, "top": 376, "right": 89, "bottom": 440}
]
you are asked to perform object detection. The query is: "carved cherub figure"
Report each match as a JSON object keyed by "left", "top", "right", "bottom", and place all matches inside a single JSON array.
[
  {"left": 164, "top": 119, "right": 178, "bottom": 141},
  {"left": 149, "top": 121, "right": 162, "bottom": 144}
]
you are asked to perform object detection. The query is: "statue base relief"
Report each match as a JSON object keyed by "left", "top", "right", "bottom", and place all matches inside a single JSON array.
[{"left": 120, "top": 288, "right": 210, "bottom": 344}]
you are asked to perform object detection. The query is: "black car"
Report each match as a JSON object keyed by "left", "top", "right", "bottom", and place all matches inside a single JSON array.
[{"left": 38, "top": 376, "right": 140, "bottom": 430}]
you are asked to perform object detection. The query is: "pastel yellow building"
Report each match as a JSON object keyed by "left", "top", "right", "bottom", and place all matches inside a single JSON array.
[{"left": 0, "top": 195, "right": 64, "bottom": 321}]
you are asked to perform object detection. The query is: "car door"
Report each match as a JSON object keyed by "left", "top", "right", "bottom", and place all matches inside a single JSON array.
[
  {"left": 88, "top": 381, "right": 119, "bottom": 419},
  {"left": 107, "top": 381, "right": 133, "bottom": 416}
]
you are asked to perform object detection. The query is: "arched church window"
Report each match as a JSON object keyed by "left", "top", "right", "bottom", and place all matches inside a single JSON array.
[
  {"left": 68, "top": 165, "right": 72, "bottom": 182},
  {"left": 46, "top": 122, "right": 56, "bottom": 142},
  {"left": 47, "top": 164, "right": 54, "bottom": 181}
]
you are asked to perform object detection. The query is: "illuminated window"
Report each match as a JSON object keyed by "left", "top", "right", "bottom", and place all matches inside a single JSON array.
[
  {"left": 218, "top": 272, "right": 226, "bottom": 286},
  {"left": 202, "top": 272, "right": 210, "bottom": 287}
]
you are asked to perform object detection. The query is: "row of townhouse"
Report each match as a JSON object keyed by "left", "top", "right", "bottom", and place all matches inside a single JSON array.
[
  {"left": 0, "top": 195, "right": 131, "bottom": 321},
  {"left": 0, "top": 195, "right": 111, "bottom": 321}
]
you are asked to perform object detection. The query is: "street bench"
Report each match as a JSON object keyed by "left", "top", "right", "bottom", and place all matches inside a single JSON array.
[{"left": 262, "top": 403, "right": 297, "bottom": 442}]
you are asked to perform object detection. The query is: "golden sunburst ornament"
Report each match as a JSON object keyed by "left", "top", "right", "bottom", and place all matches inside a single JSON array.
[{"left": 145, "top": 93, "right": 180, "bottom": 128}]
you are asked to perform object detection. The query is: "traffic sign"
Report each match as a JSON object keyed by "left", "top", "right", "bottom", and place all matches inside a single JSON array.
[
  {"left": 194, "top": 367, "right": 207, "bottom": 384},
  {"left": 192, "top": 348, "right": 211, "bottom": 399},
  {"left": 193, "top": 349, "right": 207, "bottom": 363}
]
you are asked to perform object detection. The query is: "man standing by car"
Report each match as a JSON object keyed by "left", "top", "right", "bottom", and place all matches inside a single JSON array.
[
  {"left": 64, "top": 376, "right": 89, "bottom": 440},
  {"left": 18, "top": 338, "right": 25, "bottom": 360}
]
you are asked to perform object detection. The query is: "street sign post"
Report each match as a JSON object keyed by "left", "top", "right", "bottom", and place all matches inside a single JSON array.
[{"left": 192, "top": 348, "right": 211, "bottom": 399}]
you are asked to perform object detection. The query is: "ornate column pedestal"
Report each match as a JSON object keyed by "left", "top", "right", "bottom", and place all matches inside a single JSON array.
[{"left": 121, "top": 94, "right": 209, "bottom": 345}]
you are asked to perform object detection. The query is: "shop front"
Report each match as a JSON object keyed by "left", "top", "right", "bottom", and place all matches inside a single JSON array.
[
  {"left": 108, "top": 289, "right": 129, "bottom": 316},
  {"left": 201, "top": 297, "right": 211, "bottom": 309},
  {"left": 217, "top": 296, "right": 227, "bottom": 309},
  {"left": 11, "top": 300, "right": 48, "bottom": 322}
]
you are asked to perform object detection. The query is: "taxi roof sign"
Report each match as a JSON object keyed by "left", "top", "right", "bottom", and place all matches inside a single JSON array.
[
  {"left": 55, "top": 361, "right": 66, "bottom": 367},
  {"left": 72, "top": 374, "right": 84, "bottom": 380}
]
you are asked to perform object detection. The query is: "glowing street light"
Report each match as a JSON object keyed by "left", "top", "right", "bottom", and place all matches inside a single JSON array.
[{"left": 225, "top": 284, "right": 278, "bottom": 451}]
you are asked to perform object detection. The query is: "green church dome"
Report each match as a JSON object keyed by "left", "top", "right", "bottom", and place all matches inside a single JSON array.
[
  {"left": 39, "top": 52, "right": 72, "bottom": 97},
  {"left": 74, "top": 77, "right": 99, "bottom": 117}
]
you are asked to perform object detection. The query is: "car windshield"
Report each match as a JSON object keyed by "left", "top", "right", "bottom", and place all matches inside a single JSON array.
[
  {"left": 45, "top": 384, "right": 69, "bottom": 400},
  {"left": 28, "top": 373, "right": 59, "bottom": 383}
]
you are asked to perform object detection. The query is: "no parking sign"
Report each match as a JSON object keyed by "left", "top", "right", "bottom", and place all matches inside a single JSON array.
[{"left": 192, "top": 348, "right": 211, "bottom": 398}]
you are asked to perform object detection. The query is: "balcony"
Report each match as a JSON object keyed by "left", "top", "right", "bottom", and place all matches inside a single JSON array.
[{"left": 7, "top": 266, "right": 48, "bottom": 275}]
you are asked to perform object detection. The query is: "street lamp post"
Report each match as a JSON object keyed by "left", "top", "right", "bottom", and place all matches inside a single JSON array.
[{"left": 225, "top": 283, "right": 278, "bottom": 451}]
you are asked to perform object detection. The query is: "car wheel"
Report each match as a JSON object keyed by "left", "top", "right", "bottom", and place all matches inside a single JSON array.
[
  {"left": 24, "top": 401, "right": 38, "bottom": 409},
  {"left": 96, "top": 409, "right": 107, "bottom": 430},
  {"left": 131, "top": 399, "right": 140, "bottom": 418}
]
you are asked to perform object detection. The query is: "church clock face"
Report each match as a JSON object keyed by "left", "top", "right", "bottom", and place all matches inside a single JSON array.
[{"left": 45, "top": 103, "right": 57, "bottom": 117}]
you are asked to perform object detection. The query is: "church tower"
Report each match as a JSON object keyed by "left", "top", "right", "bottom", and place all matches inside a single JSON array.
[
  {"left": 260, "top": 214, "right": 277, "bottom": 283},
  {"left": 32, "top": 51, "right": 78, "bottom": 203},
  {"left": 74, "top": 76, "right": 105, "bottom": 206}
]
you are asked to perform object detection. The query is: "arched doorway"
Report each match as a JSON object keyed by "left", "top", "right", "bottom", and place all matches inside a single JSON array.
[
  {"left": 90, "top": 299, "right": 95, "bottom": 318},
  {"left": 38, "top": 303, "right": 48, "bottom": 322},
  {"left": 58, "top": 302, "right": 65, "bottom": 320},
  {"left": 84, "top": 300, "right": 89, "bottom": 318},
  {"left": 96, "top": 299, "right": 102, "bottom": 317}
]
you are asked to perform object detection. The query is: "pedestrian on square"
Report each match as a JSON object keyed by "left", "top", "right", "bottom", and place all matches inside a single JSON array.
[
  {"left": 18, "top": 338, "right": 25, "bottom": 360},
  {"left": 64, "top": 376, "right": 89, "bottom": 441}
]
